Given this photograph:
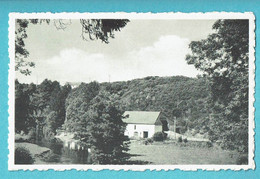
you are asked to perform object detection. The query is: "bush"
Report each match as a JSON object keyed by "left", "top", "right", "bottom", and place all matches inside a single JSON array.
[
  {"left": 153, "top": 132, "right": 167, "bottom": 141},
  {"left": 144, "top": 138, "right": 153, "bottom": 145},
  {"left": 178, "top": 136, "right": 182, "bottom": 143},
  {"left": 206, "top": 141, "right": 213, "bottom": 148},
  {"left": 147, "top": 138, "right": 153, "bottom": 143},
  {"left": 183, "top": 138, "right": 188, "bottom": 143},
  {"left": 236, "top": 155, "right": 248, "bottom": 165},
  {"left": 15, "top": 147, "right": 34, "bottom": 164},
  {"left": 41, "top": 152, "right": 60, "bottom": 163}
]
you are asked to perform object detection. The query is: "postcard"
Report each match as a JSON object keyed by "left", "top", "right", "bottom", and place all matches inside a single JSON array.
[{"left": 8, "top": 12, "right": 255, "bottom": 171}]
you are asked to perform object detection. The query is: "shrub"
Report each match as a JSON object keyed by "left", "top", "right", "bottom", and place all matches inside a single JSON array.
[
  {"left": 183, "top": 138, "right": 188, "bottom": 143},
  {"left": 15, "top": 147, "right": 34, "bottom": 164},
  {"left": 144, "top": 138, "right": 153, "bottom": 145},
  {"left": 153, "top": 132, "right": 167, "bottom": 141},
  {"left": 236, "top": 155, "right": 248, "bottom": 165},
  {"left": 41, "top": 152, "right": 60, "bottom": 163},
  {"left": 147, "top": 138, "right": 153, "bottom": 143},
  {"left": 206, "top": 141, "right": 213, "bottom": 148},
  {"left": 178, "top": 136, "right": 182, "bottom": 143}
]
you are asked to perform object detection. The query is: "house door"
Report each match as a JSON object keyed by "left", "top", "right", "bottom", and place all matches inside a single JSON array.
[
  {"left": 143, "top": 131, "right": 148, "bottom": 138},
  {"left": 134, "top": 132, "right": 138, "bottom": 138}
]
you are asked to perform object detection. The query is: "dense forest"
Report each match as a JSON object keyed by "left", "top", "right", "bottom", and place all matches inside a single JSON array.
[
  {"left": 16, "top": 76, "right": 212, "bottom": 163},
  {"left": 16, "top": 75, "right": 210, "bottom": 140},
  {"left": 15, "top": 79, "right": 71, "bottom": 140},
  {"left": 100, "top": 75, "right": 210, "bottom": 135}
]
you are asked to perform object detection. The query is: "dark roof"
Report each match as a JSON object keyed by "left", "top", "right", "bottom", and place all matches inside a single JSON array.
[{"left": 123, "top": 111, "right": 161, "bottom": 125}]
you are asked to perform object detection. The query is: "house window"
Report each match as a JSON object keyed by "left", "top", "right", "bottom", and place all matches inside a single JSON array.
[{"left": 134, "top": 125, "right": 136, "bottom": 130}]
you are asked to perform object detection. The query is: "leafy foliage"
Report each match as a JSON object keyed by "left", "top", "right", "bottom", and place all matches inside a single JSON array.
[
  {"left": 177, "top": 136, "right": 183, "bottom": 143},
  {"left": 41, "top": 152, "right": 61, "bottom": 163},
  {"left": 65, "top": 90, "right": 129, "bottom": 164},
  {"left": 80, "top": 19, "right": 130, "bottom": 43},
  {"left": 15, "top": 80, "right": 36, "bottom": 133},
  {"left": 16, "top": 75, "right": 211, "bottom": 162},
  {"left": 186, "top": 20, "right": 249, "bottom": 153},
  {"left": 15, "top": 79, "right": 71, "bottom": 142},
  {"left": 15, "top": 147, "right": 34, "bottom": 164},
  {"left": 102, "top": 76, "right": 210, "bottom": 135},
  {"left": 153, "top": 132, "right": 167, "bottom": 141},
  {"left": 64, "top": 81, "right": 100, "bottom": 132},
  {"left": 15, "top": 19, "right": 50, "bottom": 75},
  {"left": 64, "top": 76, "right": 211, "bottom": 137}
]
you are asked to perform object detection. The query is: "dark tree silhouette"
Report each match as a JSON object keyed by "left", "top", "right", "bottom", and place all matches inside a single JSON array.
[{"left": 186, "top": 20, "right": 249, "bottom": 153}]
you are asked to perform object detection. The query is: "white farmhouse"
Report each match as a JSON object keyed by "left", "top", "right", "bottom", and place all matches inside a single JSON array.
[{"left": 123, "top": 111, "right": 163, "bottom": 138}]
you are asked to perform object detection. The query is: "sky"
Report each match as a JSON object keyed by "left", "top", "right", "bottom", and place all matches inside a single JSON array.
[{"left": 16, "top": 19, "right": 216, "bottom": 84}]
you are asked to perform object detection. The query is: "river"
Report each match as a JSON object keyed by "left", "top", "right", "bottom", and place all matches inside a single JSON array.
[{"left": 37, "top": 138, "right": 91, "bottom": 164}]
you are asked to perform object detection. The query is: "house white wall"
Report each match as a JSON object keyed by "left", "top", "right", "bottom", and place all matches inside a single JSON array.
[{"left": 124, "top": 124, "right": 162, "bottom": 138}]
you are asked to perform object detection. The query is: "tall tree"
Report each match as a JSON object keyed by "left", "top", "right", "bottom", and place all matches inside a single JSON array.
[
  {"left": 75, "top": 91, "right": 129, "bottom": 164},
  {"left": 15, "top": 80, "right": 36, "bottom": 133},
  {"left": 64, "top": 81, "right": 100, "bottom": 132},
  {"left": 28, "top": 79, "right": 68, "bottom": 141},
  {"left": 186, "top": 20, "right": 249, "bottom": 153}
]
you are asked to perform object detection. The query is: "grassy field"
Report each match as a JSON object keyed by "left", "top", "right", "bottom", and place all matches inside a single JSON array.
[
  {"left": 15, "top": 142, "right": 50, "bottom": 157},
  {"left": 128, "top": 140, "right": 240, "bottom": 165}
]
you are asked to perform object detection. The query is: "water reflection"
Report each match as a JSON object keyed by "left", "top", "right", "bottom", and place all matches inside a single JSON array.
[{"left": 37, "top": 138, "right": 91, "bottom": 164}]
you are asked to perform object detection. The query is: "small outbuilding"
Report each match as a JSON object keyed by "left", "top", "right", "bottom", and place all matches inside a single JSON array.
[{"left": 123, "top": 111, "right": 163, "bottom": 139}]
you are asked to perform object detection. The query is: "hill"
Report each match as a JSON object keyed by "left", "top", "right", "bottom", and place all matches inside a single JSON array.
[{"left": 65, "top": 76, "right": 211, "bottom": 136}]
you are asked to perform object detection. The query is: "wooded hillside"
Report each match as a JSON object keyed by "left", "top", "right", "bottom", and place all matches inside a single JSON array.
[{"left": 64, "top": 75, "right": 211, "bottom": 136}]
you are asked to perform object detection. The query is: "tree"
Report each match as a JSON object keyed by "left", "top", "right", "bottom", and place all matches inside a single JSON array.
[
  {"left": 15, "top": 19, "right": 129, "bottom": 75},
  {"left": 75, "top": 91, "right": 129, "bottom": 164},
  {"left": 15, "top": 80, "right": 36, "bottom": 133},
  {"left": 64, "top": 81, "right": 100, "bottom": 132},
  {"left": 43, "top": 111, "right": 59, "bottom": 139},
  {"left": 64, "top": 82, "right": 129, "bottom": 164},
  {"left": 185, "top": 20, "right": 249, "bottom": 153},
  {"left": 15, "top": 19, "right": 50, "bottom": 75},
  {"left": 28, "top": 79, "right": 67, "bottom": 141}
]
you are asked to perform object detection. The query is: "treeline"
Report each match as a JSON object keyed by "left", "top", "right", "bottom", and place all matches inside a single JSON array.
[
  {"left": 101, "top": 75, "right": 211, "bottom": 135},
  {"left": 15, "top": 80, "right": 129, "bottom": 164},
  {"left": 15, "top": 79, "right": 71, "bottom": 141},
  {"left": 16, "top": 75, "right": 210, "bottom": 139}
]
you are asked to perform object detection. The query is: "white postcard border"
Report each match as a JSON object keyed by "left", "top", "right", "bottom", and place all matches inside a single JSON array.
[{"left": 8, "top": 12, "right": 255, "bottom": 171}]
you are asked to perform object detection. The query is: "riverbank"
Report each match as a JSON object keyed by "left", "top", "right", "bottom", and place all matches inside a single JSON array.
[
  {"left": 16, "top": 142, "right": 51, "bottom": 156},
  {"left": 16, "top": 142, "right": 51, "bottom": 164}
]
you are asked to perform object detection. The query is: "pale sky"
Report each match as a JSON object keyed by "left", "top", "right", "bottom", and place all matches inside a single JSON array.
[{"left": 16, "top": 19, "right": 216, "bottom": 84}]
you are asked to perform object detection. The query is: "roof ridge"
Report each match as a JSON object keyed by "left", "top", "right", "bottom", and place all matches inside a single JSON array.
[{"left": 122, "top": 111, "right": 161, "bottom": 125}]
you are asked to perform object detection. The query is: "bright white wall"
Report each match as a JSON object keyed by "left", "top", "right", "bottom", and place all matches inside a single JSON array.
[{"left": 124, "top": 124, "right": 162, "bottom": 138}]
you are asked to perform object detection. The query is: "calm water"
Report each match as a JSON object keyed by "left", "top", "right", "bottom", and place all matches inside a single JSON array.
[{"left": 37, "top": 138, "right": 90, "bottom": 164}]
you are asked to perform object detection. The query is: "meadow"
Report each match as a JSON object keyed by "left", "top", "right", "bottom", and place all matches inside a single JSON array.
[{"left": 128, "top": 140, "right": 240, "bottom": 165}]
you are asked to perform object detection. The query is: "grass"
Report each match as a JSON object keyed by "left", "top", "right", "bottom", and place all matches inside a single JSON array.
[
  {"left": 128, "top": 140, "right": 240, "bottom": 165},
  {"left": 15, "top": 142, "right": 50, "bottom": 157},
  {"left": 16, "top": 141, "right": 241, "bottom": 165}
]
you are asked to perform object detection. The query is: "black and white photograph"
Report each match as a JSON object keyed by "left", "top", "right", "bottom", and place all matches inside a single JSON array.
[{"left": 8, "top": 13, "right": 255, "bottom": 170}]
